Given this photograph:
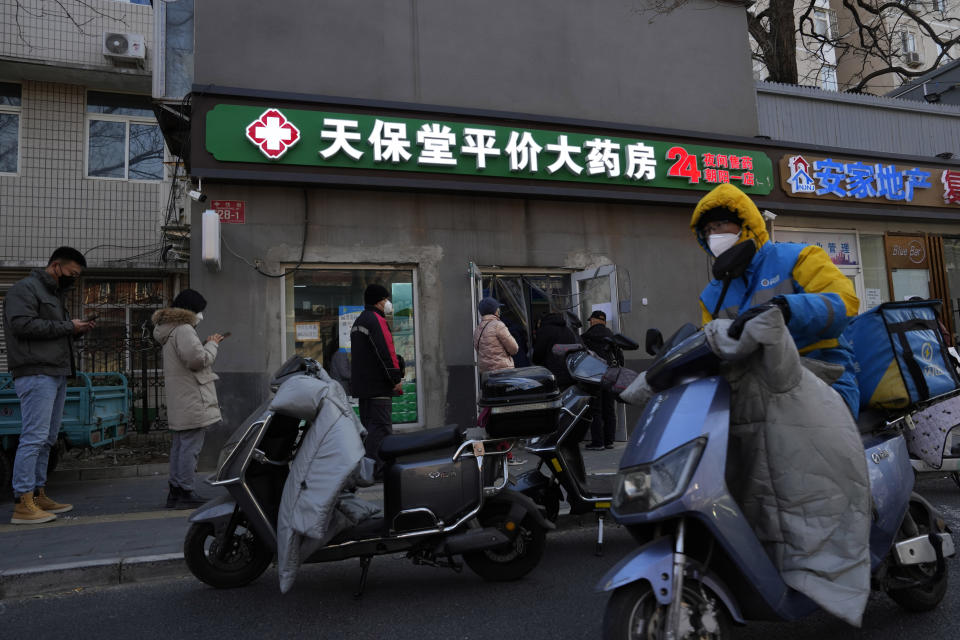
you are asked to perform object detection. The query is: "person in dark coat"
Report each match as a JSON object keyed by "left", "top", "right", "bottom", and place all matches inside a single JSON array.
[
  {"left": 3, "top": 247, "right": 94, "bottom": 524},
  {"left": 581, "top": 310, "right": 619, "bottom": 450},
  {"left": 532, "top": 311, "right": 579, "bottom": 389},
  {"left": 503, "top": 315, "right": 530, "bottom": 368},
  {"left": 350, "top": 284, "right": 403, "bottom": 477}
]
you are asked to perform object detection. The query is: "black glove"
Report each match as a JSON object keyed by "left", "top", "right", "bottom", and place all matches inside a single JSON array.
[
  {"left": 727, "top": 297, "right": 790, "bottom": 340},
  {"left": 601, "top": 366, "right": 639, "bottom": 398}
]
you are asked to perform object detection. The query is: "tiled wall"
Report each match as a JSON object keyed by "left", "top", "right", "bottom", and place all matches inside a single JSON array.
[
  {"left": 0, "top": 80, "right": 166, "bottom": 268},
  {"left": 0, "top": 0, "right": 153, "bottom": 70}
]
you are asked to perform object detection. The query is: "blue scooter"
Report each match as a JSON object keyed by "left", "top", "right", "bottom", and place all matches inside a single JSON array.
[{"left": 597, "top": 324, "right": 955, "bottom": 639}]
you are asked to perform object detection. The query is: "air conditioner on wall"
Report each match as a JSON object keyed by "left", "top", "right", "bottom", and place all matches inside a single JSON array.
[
  {"left": 103, "top": 32, "right": 146, "bottom": 61},
  {"left": 905, "top": 51, "right": 923, "bottom": 67}
]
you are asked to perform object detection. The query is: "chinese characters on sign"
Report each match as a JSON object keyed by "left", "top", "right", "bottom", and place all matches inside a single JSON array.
[
  {"left": 775, "top": 229, "right": 859, "bottom": 266},
  {"left": 211, "top": 200, "right": 245, "bottom": 224},
  {"left": 206, "top": 105, "right": 774, "bottom": 194},
  {"left": 782, "top": 154, "right": 958, "bottom": 209}
]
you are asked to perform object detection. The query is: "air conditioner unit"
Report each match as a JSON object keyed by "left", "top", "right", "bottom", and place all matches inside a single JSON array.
[
  {"left": 103, "top": 32, "right": 146, "bottom": 61},
  {"left": 905, "top": 51, "right": 923, "bottom": 67}
]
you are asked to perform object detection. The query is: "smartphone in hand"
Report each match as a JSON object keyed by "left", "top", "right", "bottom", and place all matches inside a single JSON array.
[
  {"left": 220, "top": 332, "right": 231, "bottom": 339},
  {"left": 84, "top": 314, "right": 98, "bottom": 322}
]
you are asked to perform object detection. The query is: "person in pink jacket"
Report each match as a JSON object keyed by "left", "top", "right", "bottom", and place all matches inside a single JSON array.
[
  {"left": 474, "top": 297, "right": 519, "bottom": 373},
  {"left": 474, "top": 297, "right": 524, "bottom": 465}
]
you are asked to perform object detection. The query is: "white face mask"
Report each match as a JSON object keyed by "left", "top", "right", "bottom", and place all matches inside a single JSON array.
[
  {"left": 708, "top": 232, "right": 741, "bottom": 258},
  {"left": 383, "top": 300, "right": 393, "bottom": 315},
  {"left": 195, "top": 312, "right": 204, "bottom": 322}
]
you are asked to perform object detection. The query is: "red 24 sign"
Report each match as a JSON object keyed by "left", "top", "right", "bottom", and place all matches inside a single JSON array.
[{"left": 666, "top": 146, "right": 702, "bottom": 184}]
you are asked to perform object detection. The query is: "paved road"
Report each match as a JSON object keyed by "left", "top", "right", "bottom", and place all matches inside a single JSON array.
[{"left": 4, "top": 475, "right": 960, "bottom": 640}]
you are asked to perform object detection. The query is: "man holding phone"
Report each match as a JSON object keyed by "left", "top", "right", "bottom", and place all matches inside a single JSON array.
[{"left": 3, "top": 246, "right": 93, "bottom": 524}]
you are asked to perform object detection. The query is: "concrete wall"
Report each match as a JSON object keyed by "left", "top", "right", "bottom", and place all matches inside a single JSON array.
[
  {"left": 194, "top": 0, "right": 759, "bottom": 138},
  {"left": 191, "top": 185, "right": 709, "bottom": 460}
]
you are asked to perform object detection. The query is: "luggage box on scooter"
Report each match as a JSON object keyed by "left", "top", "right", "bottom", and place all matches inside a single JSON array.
[
  {"left": 479, "top": 366, "right": 561, "bottom": 438},
  {"left": 385, "top": 447, "right": 483, "bottom": 533},
  {"left": 844, "top": 300, "right": 960, "bottom": 410}
]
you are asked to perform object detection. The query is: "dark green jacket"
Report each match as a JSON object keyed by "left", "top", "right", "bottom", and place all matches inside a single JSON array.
[{"left": 2, "top": 269, "right": 75, "bottom": 379}]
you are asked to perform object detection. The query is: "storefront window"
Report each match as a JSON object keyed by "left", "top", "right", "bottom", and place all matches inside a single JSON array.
[
  {"left": 860, "top": 235, "right": 891, "bottom": 306},
  {"left": 284, "top": 268, "right": 419, "bottom": 425}
]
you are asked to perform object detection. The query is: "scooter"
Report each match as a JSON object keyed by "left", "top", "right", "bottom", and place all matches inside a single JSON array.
[
  {"left": 184, "top": 356, "right": 554, "bottom": 593},
  {"left": 597, "top": 324, "right": 955, "bottom": 639},
  {"left": 513, "top": 335, "right": 638, "bottom": 555}
]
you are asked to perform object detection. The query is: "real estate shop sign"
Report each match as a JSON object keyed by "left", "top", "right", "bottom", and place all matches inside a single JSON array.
[
  {"left": 204, "top": 104, "right": 774, "bottom": 195},
  {"left": 781, "top": 154, "right": 960, "bottom": 208}
]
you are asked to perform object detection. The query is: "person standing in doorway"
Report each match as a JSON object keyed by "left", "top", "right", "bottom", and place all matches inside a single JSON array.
[
  {"left": 152, "top": 289, "right": 224, "bottom": 509},
  {"left": 474, "top": 297, "right": 519, "bottom": 374},
  {"left": 351, "top": 284, "right": 403, "bottom": 479},
  {"left": 4, "top": 247, "right": 93, "bottom": 524},
  {"left": 474, "top": 297, "right": 526, "bottom": 465},
  {"left": 581, "top": 310, "right": 620, "bottom": 450}
]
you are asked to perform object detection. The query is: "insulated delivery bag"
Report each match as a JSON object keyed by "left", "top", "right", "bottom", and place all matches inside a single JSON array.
[{"left": 844, "top": 300, "right": 960, "bottom": 411}]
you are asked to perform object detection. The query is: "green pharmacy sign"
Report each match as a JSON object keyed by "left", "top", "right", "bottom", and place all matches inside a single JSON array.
[{"left": 205, "top": 104, "right": 773, "bottom": 195}]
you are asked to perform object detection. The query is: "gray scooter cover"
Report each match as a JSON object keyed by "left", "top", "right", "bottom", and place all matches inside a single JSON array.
[
  {"left": 705, "top": 309, "right": 871, "bottom": 627},
  {"left": 272, "top": 372, "right": 377, "bottom": 593}
]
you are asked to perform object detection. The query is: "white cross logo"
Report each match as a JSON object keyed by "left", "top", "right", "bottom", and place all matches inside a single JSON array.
[{"left": 246, "top": 109, "right": 301, "bottom": 159}]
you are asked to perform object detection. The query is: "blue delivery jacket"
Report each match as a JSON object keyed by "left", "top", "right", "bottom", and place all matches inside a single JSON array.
[{"left": 691, "top": 184, "right": 861, "bottom": 416}]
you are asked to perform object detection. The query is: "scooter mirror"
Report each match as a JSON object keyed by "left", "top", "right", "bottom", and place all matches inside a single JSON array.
[{"left": 645, "top": 329, "right": 664, "bottom": 356}]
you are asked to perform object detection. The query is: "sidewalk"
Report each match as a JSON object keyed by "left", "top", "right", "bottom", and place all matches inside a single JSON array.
[{"left": 0, "top": 442, "right": 626, "bottom": 599}]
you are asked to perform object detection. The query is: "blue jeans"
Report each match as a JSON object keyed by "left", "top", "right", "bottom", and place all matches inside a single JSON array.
[{"left": 12, "top": 375, "right": 67, "bottom": 496}]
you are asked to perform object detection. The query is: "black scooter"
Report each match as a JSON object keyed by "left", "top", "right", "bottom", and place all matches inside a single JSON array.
[
  {"left": 184, "top": 356, "right": 555, "bottom": 593},
  {"left": 513, "top": 335, "right": 638, "bottom": 555}
]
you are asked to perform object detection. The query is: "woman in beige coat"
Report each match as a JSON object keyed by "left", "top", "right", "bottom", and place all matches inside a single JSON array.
[
  {"left": 474, "top": 297, "right": 526, "bottom": 465},
  {"left": 152, "top": 289, "right": 225, "bottom": 509},
  {"left": 474, "top": 297, "right": 519, "bottom": 373}
]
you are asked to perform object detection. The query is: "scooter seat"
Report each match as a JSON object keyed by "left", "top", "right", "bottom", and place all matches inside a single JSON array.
[
  {"left": 856, "top": 409, "right": 887, "bottom": 434},
  {"left": 379, "top": 424, "right": 464, "bottom": 460}
]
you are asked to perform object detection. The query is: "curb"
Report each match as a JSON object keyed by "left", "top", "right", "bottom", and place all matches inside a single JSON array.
[
  {"left": 0, "top": 553, "right": 187, "bottom": 599},
  {"left": 49, "top": 463, "right": 171, "bottom": 483},
  {"left": 0, "top": 513, "right": 603, "bottom": 599}
]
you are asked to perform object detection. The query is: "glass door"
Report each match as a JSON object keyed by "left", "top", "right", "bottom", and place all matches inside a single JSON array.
[{"left": 572, "top": 265, "right": 620, "bottom": 333}]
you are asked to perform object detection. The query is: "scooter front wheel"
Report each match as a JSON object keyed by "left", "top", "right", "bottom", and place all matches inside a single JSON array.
[
  {"left": 184, "top": 521, "right": 273, "bottom": 589},
  {"left": 603, "top": 581, "right": 731, "bottom": 640},
  {"left": 463, "top": 503, "right": 547, "bottom": 581}
]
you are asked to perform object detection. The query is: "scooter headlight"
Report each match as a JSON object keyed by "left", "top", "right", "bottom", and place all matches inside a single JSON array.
[{"left": 614, "top": 437, "right": 706, "bottom": 513}]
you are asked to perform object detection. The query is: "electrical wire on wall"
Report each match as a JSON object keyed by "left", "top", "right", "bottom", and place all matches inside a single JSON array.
[{"left": 220, "top": 189, "right": 310, "bottom": 279}]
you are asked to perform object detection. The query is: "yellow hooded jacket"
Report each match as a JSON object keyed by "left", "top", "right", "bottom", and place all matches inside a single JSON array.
[{"left": 691, "top": 184, "right": 861, "bottom": 413}]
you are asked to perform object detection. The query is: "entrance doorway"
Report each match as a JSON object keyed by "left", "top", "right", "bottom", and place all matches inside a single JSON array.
[{"left": 469, "top": 263, "right": 627, "bottom": 439}]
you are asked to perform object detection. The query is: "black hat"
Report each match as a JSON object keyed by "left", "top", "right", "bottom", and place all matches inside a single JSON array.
[
  {"left": 589, "top": 309, "right": 606, "bottom": 321},
  {"left": 364, "top": 283, "right": 390, "bottom": 306},
  {"left": 172, "top": 289, "right": 207, "bottom": 313},
  {"left": 478, "top": 297, "right": 502, "bottom": 316},
  {"left": 696, "top": 207, "right": 741, "bottom": 232}
]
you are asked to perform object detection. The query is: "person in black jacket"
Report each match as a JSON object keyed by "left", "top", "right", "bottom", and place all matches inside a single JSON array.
[
  {"left": 581, "top": 310, "right": 620, "bottom": 450},
  {"left": 531, "top": 311, "right": 579, "bottom": 389},
  {"left": 350, "top": 284, "right": 403, "bottom": 478}
]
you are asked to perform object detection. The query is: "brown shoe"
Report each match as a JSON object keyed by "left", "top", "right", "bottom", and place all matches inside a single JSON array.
[
  {"left": 10, "top": 491, "right": 57, "bottom": 525},
  {"left": 35, "top": 488, "right": 73, "bottom": 514}
]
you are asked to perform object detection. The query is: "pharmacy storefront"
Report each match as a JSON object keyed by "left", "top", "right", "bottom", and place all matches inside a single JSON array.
[{"left": 190, "top": 89, "right": 782, "bottom": 440}]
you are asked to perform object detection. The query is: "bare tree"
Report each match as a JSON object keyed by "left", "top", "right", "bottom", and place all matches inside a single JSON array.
[
  {"left": 755, "top": 0, "right": 960, "bottom": 92},
  {"left": 12, "top": 0, "right": 128, "bottom": 49},
  {"left": 646, "top": 0, "right": 960, "bottom": 93}
]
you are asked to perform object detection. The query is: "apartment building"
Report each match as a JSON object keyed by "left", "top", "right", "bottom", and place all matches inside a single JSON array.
[
  {"left": 0, "top": 0, "right": 182, "bottom": 431},
  {"left": 751, "top": 0, "right": 960, "bottom": 94}
]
